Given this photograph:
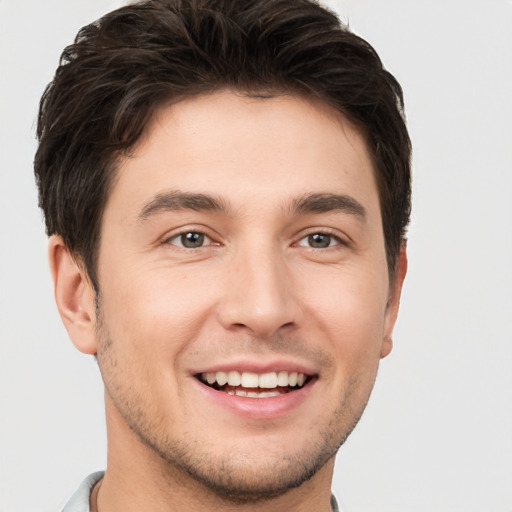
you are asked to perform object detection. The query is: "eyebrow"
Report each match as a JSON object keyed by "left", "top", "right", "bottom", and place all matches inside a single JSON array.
[
  {"left": 138, "top": 190, "right": 230, "bottom": 221},
  {"left": 291, "top": 193, "right": 367, "bottom": 220},
  {"left": 138, "top": 190, "right": 366, "bottom": 222}
]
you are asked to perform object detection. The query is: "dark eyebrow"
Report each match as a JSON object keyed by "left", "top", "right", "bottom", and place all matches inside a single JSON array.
[
  {"left": 291, "top": 193, "right": 367, "bottom": 220},
  {"left": 138, "top": 190, "right": 230, "bottom": 221}
]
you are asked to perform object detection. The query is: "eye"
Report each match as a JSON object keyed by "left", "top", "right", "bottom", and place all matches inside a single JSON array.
[
  {"left": 167, "top": 231, "right": 212, "bottom": 249},
  {"left": 297, "top": 232, "right": 342, "bottom": 249}
]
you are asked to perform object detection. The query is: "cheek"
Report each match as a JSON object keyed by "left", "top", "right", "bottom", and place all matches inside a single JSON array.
[
  {"left": 302, "top": 267, "right": 389, "bottom": 358},
  {"left": 99, "top": 267, "right": 218, "bottom": 357}
]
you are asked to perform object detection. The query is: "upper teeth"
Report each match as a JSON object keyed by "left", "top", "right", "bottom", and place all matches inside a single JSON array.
[{"left": 202, "top": 371, "right": 306, "bottom": 389}]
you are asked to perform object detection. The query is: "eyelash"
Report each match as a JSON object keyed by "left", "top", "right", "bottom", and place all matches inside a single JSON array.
[
  {"left": 164, "top": 230, "right": 215, "bottom": 249},
  {"left": 295, "top": 229, "right": 347, "bottom": 249},
  {"left": 163, "top": 229, "right": 347, "bottom": 250}
]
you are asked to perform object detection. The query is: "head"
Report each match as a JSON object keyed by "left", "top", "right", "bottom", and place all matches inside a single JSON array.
[{"left": 36, "top": 0, "right": 411, "bottom": 505}]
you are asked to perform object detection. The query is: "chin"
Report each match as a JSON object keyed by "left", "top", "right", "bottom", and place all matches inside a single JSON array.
[{"left": 139, "top": 430, "right": 339, "bottom": 504}]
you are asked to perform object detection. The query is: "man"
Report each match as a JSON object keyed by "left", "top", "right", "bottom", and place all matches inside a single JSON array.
[{"left": 34, "top": 0, "right": 411, "bottom": 510}]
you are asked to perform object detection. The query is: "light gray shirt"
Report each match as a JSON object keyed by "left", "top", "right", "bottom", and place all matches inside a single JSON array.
[
  {"left": 62, "top": 472, "right": 104, "bottom": 512},
  {"left": 61, "top": 472, "right": 341, "bottom": 511}
]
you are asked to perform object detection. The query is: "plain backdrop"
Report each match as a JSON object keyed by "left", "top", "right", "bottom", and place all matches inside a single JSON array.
[{"left": 1, "top": 1, "right": 511, "bottom": 511}]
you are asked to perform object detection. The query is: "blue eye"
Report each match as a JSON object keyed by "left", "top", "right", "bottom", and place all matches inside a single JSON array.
[
  {"left": 298, "top": 233, "right": 340, "bottom": 248},
  {"left": 168, "top": 232, "right": 211, "bottom": 248}
]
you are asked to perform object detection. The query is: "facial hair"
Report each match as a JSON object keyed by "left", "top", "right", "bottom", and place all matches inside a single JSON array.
[{"left": 95, "top": 306, "right": 375, "bottom": 505}]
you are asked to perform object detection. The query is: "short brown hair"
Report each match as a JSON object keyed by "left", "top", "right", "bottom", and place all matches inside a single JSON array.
[{"left": 35, "top": 0, "right": 411, "bottom": 291}]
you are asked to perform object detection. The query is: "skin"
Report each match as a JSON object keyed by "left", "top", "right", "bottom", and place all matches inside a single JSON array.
[{"left": 50, "top": 90, "right": 407, "bottom": 512}]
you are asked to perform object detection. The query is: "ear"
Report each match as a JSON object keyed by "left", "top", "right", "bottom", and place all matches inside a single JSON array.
[
  {"left": 48, "top": 235, "right": 98, "bottom": 355},
  {"left": 380, "top": 245, "right": 408, "bottom": 358}
]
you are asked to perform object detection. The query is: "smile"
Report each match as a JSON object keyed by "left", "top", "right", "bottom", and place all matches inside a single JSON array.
[{"left": 198, "top": 370, "right": 311, "bottom": 398}]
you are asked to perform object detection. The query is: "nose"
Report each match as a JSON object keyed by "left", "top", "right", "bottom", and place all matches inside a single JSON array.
[{"left": 216, "top": 245, "right": 300, "bottom": 339}]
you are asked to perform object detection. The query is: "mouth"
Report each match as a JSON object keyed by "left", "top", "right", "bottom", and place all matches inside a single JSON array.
[{"left": 196, "top": 370, "right": 313, "bottom": 398}]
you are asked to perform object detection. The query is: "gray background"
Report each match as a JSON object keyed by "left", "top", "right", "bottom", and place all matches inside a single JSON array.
[{"left": 1, "top": 1, "right": 511, "bottom": 511}]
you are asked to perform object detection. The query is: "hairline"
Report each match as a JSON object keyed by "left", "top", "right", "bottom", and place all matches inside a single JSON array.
[{"left": 82, "top": 87, "right": 399, "bottom": 293}]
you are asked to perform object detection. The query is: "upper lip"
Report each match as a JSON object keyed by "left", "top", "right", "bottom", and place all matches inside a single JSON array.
[{"left": 191, "top": 359, "right": 317, "bottom": 377}]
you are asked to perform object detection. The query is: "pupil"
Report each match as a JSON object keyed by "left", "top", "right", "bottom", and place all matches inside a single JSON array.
[
  {"left": 182, "top": 232, "right": 204, "bottom": 248},
  {"left": 309, "top": 233, "right": 330, "bottom": 248}
]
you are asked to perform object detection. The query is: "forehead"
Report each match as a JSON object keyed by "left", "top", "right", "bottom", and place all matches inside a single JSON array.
[{"left": 105, "top": 90, "right": 380, "bottom": 223}]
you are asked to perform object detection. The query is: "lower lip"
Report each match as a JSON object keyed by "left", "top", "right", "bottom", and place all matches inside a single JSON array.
[{"left": 194, "top": 378, "right": 316, "bottom": 420}]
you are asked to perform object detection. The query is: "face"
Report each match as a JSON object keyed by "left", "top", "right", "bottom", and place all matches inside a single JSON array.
[{"left": 73, "top": 91, "right": 405, "bottom": 501}]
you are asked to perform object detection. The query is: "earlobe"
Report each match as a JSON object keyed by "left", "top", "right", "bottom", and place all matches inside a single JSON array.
[
  {"left": 380, "top": 335, "right": 393, "bottom": 358},
  {"left": 48, "top": 235, "right": 98, "bottom": 355},
  {"left": 381, "top": 245, "right": 408, "bottom": 359}
]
